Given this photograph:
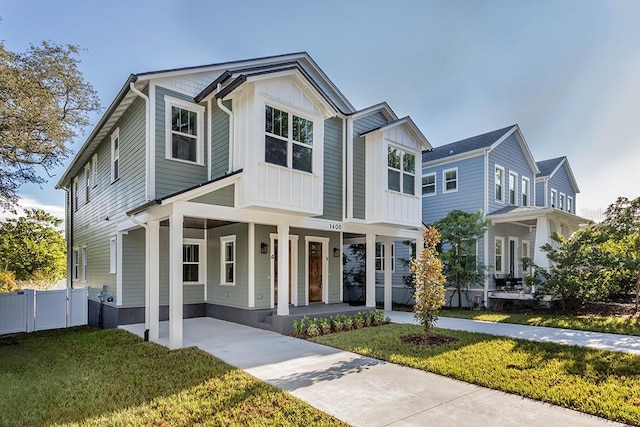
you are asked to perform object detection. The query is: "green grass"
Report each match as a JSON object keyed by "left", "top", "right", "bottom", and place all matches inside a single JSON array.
[
  {"left": 312, "top": 324, "right": 640, "bottom": 425},
  {"left": 0, "top": 327, "right": 346, "bottom": 427},
  {"left": 439, "top": 308, "right": 640, "bottom": 336}
]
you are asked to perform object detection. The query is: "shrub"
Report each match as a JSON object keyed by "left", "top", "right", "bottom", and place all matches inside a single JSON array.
[
  {"left": 0, "top": 270, "right": 18, "bottom": 293},
  {"left": 343, "top": 316, "right": 353, "bottom": 331},
  {"left": 353, "top": 312, "right": 364, "bottom": 329},
  {"left": 306, "top": 323, "right": 320, "bottom": 338},
  {"left": 319, "top": 318, "right": 331, "bottom": 335},
  {"left": 330, "top": 316, "right": 344, "bottom": 333}
]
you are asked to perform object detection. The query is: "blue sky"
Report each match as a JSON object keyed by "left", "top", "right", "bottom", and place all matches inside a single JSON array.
[{"left": 2, "top": 0, "right": 639, "bottom": 221}]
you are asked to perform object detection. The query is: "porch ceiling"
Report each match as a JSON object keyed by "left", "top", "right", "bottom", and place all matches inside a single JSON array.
[{"left": 159, "top": 217, "right": 234, "bottom": 229}]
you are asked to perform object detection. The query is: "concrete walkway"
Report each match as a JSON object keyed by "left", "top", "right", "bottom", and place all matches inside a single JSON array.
[
  {"left": 121, "top": 317, "right": 622, "bottom": 426},
  {"left": 387, "top": 311, "right": 640, "bottom": 355}
]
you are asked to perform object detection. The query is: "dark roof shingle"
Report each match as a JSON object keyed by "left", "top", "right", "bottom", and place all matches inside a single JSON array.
[
  {"left": 422, "top": 125, "right": 515, "bottom": 163},
  {"left": 536, "top": 156, "right": 565, "bottom": 177}
]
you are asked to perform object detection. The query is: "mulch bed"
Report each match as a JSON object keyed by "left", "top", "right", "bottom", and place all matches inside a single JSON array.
[{"left": 401, "top": 334, "right": 459, "bottom": 346}]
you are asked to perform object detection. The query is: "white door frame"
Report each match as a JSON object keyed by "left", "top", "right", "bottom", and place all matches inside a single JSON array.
[
  {"left": 269, "top": 233, "right": 299, "bottom": 308},
  {"left": 304, "top": 236, "right": 330, "bottom": 305},
  {"left": 508, "top": 236, "right": 519, "bottom": 276}
]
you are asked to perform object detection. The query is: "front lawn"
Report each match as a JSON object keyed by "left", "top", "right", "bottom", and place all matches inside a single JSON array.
[
  {"left": 440, "top": 308, "right": 640, "bottom": 336},
  {"left": 312, "top": 324, "right": 640, "bottom": 425},
  {"left": 0, "top": 327, "right": 345, "bottom": 426}
]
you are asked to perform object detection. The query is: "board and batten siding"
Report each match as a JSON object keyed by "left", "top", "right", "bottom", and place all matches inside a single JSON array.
[
  {"left": 422, "top": 155, "right": 485, "bottom": 225},
  {"left": 319, "top": 116, "right": 344, "bottom": 221},
  {"left": 487, "top": 134, "right": 537, "bottom": 214},
  {"left": 352, "top": 112, "right": 389, "bottom": 219},
  {"left": 71, "top": 96, "right": 147, "bottom": 305},
  {"left": 154, "top": 85, "right": 209, "bottom": 198}
]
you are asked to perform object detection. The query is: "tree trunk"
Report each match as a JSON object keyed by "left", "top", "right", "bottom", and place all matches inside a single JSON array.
[{"left": 457, "top": 286, "right": 462, "bottom": 308}]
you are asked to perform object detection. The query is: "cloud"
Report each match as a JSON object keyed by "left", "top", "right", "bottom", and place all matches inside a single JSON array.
[{"left": 0, "top": 197, "right": 65, "bottom": 222}]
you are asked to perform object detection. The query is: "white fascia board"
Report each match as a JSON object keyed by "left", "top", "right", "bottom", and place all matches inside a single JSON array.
[
  {"left": 558, "top": 160, "right": 581, "bottom": 194},
  {"left": 487, "top": 208, "right": 589, "bottom": 225},
  {"left": 422, "top": 147, "right": 487, "bottom": 168},
  {"left": 160, "top": 173, "right": 242, "bottom": 205},
  {"left": 350, "top": 102, "right": 398, "bottom": 121},
  {"left": 369, "top": 117, "right": 431, "bottom": 151},
  {"left": 490, "top": 125, "right": 539, "bottom": 174}
]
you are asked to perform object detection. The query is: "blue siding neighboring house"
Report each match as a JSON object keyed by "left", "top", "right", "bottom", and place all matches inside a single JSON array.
[{"left": 535, "top": 156, "right": 579, "bottom": 214}]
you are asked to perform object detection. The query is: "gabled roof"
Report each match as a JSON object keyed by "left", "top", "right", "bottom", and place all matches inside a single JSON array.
[
  {"left": 359, "top": 116, "right": 432, "bottom": 151},
  {"left": 349, "top": 102, "right": 398, "bottom": 121},
  {"left": 536, "top": 156, "right": 580, "bottom": 193},
  {"left": 422, "top": 125, "right": 514, "bottom": 163}
]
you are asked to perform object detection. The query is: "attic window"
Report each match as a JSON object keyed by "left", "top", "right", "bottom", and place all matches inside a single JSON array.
[{"left": 165, "top": 97, "right": 204, "bottom": 165}]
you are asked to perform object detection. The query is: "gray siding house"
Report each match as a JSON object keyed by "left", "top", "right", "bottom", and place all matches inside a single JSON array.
[
  {"left": 56, "top": 53, "right": 430, "bottom": 348},
  {"left": 421, "top": 125, "right": 587, "bottom": 308}
]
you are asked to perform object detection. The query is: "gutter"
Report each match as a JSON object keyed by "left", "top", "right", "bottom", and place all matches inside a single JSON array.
[
  {"left": 129, "top": 214, "right": 150, "bottom": 342},
  {"left": 128, "top": 82, "right": 151, "bottom": 201}
]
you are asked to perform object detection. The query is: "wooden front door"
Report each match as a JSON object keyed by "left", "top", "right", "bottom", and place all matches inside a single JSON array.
[
  {"left": 274, "top": 240, "right": 292, "bottom": 305},
  {"left": 308, "top": 241, "right": 323, "bottom": 302}
]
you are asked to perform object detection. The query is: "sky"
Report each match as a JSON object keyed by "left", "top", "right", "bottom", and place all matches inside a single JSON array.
[{"left": 2, "top": 0, "right": 639, "bottom": 222}]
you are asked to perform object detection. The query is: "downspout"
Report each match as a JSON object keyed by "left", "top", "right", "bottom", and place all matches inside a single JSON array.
[
  {"left": 483, "top": 148, "right": 490, "bottom": 307},
  {"left": 64, "top": 187, "right": 73, "bottom": 289},
  {"left": 129, "top": 214, "right": 150, "bottom": 341},
  {"left": 207, "top": 98, "right": 212, "bottom": 180},
  {"left": 216, "top": 84, "right": 234, "bottom": 174},
  {"left": 129, "top": 82, "right": 151, "bottom": 201}
]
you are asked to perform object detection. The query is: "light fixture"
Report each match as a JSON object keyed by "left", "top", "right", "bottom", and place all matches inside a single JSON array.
[
  {"left": 260, "top": 242, "right": 268, "bottom": 254},
  {"left": 333, "top": 247, "right": 340, "bottom": 258}
]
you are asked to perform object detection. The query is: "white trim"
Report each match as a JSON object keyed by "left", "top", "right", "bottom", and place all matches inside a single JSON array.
[
  {"left": 387, "top": 145, "right": 417, "bottom": 195},
  {"left": 490, "top": 125, "right": 540, "bottom": 174},
  {"left": 109, "top": 236, "right": 117, "bottom": 274},
  {"left": 442, "top": 167, "right": 458, "bottom": 193},
  {"left": 522, "top": 239, "right": 531, "bottom": 275},
  {"left": 483, "top": 150, "right": 489, "bottom": 215},
  {"left": 91, "top": 154, "right": 98, "bottom": 188},
  {"left": 508, "top": 171, "right": 518, "bottom": 205},
  {"left": 219, "top": 235, "right": 236, "bottom": 286},
  {"left": 346, "top": 118, "right": 354, "bottom": 220},
  {"left": 567, "top": 196, "right": 574, "bottom": 214},
  {"left": 183, "top": 238, "right": 206, "bottom": 285},
  {"left": 304, "top": 236, "right": 330, "bottom": 305},
  {"left": 269, "top": 233, "right": 299, "bottom": 308},
  {"left": 421, "top": 172, "right": 436, "bottom": 196},
  {"left": 494, "top": 236, "right": 505, "bottom": 273},
  {"left": 559, "top": 192, "right": 566, "bottom": 211},
  {"left": 339, "top": 232, "right": 344, "bottom": 302},
  {"left": 148, "top": 83, "right": 156, "bottom": 199},
  {"left": 207, "top": 97, "right": 212, "bottom": 180},
  {"left": 81, "top": 245, "right": 88, "bottom": 282},
  {"left": 551, "top": 188, "right": 558, "bottom": 209},
  {"left": 164, "top": 96, "right": 205, "bottom": 165},
  {"left": 375, "top": 242, "right": 395, "bottom": 272},
  {"left": 508, "top": 236, "right": 518, "bottom": 276},
  {"left": 71, "top": 247, "right": 79, "bottom": 281},
  {"left": 248, "top": 223, "right": 255, "bottom": 308},
  {"left": 84, "top": 163, "right": 90, "bottom": 204},
  {"left": 203, "top": 229, "right": 208, "bottom": 301},
  {"left": 495, "top": 165, "right": 505, "bottom": 203},
  {"left": 72, "top": 177, "right": 79, "bottom": 211},
  {"left": 521, "top": 176, "right": 531, "bottom": 207},
  {"left": 116, "top": 232, "right": 124, "bottom": 306},
  {"left": 110, "top": 128, "right": 120, "bottom": 183}
]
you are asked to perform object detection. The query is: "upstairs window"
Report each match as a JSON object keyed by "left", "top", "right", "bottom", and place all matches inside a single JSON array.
[
  {"left": 567, "top": 196, "right": 573, "bottom": 213},
  {"left": 509, "top": 172, "right": 517, "bottom": 205},
  {"left": 72, "top": 177, "right": 79, "bottom": 211},
  {"left": 388, "top": 147, "right": 416, "bottom": 195},
  {"left": 166, "top": 97, "right": 204, "bottom": 164},
  {"left": 443, "top": 167, "right": 458, "bottom": 193},
  {"left": 551, "top": 189, "right": 558, "bottom": 208},
  {"left": 92, "top": 154, "right": 98, "bottom": 188},
  {"left": 265, "top": 105, "right": 313, "bottom": 173},
  {"left": 522, "top": 177, "right": 530, "bottom": 206},
  {"left": 422, "top": 173, "right": 436, "bottom": 196},
  {"left": 111, "top": 128, "right": 120, "bottom": 182},
  {"left": 495, "top": 166, "right": 504, "bottom": 202},
  {"left": 559, "top": 193, "right": 566, "bottom": 211},
  {"left": 84, "top": 164, "right": 90, "bottom": 203}
]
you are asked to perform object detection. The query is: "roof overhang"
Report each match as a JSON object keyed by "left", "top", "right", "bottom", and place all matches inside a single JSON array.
[
  {"left": 486, "top": 207, "right": 589, "bottom": 227},
  {"left": 489, "top": 125, "right": 540, "bottom": 175},
  {"left": 360, "top": 116, "right": 431, "bottom": 151}
]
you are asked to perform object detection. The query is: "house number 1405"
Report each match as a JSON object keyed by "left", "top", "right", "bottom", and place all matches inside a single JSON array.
[{"left": 329, "top": 223, "right": 342, "bottom": 230}]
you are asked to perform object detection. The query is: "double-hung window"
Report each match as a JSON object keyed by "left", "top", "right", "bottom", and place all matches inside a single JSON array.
[
  {"left": 220, "top": 235, "right": 236, "bottom": 286},
  {"left": 442, "top": 167, "right": 458, "bottom": 193},
  {"left": 522, "top": 177, "right": 530, "bottom": 206},
  {"left": 84, "top": 164, "right": 90, "bottom": 203},
  {"left": 109, "top": 237, "right": 117, "bottom": 274},
  {"left": 551, "top": 189, "right": 558, "bottom": 208},
  {"left": 183, "top": 240, "right": 203, "bottom": 283},
  {"left": 567, "top": 196, "right": 573, "bottom": 213},
  {"left": 559, "top": 193, "right": 566, "bottom": 211},
  {"left": 91, "top": 154, "right": 98, "bottom": 188},
  {"left": 509, "top": 172, "right": 517, "bottom": 205},
  {"left": 72, "top": 177, "right": 79, "bottom": 211},
  {"left": 265, "top": 105, "right": 314, "bottom": 173},
  {"left": 166, "top": 97, "right": 204, "bottom": 164},
  {"left": 495, "top": 166, "right": 504, "bottom": 202},
  {"left": 111, "top": 128, "right": 120, "bottom": 182},
  {"left": 375, "top": 242, "right": 395, "bottom": 272},
  {"left": 494, "top": 237, "right": 504, "bottom": 273},
  {"left": 81, "top": 246, "right": 88, "bottom": 282},
  {"left": 422, "top": 173, "right": 436, "bottom": 195},
  {"left": 388, "top": 147, "right": 416, "bottom": 195},
  {"left": 72, "top": 248, "right": 79, "bottom": 281}
]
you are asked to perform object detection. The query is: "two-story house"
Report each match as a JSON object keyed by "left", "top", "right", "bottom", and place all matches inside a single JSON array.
[
  {"left": 422, "top": 125, "right": 586, "bottom": 307},
  {"left": 56, "top": 53, "right": 430, "bottom": 348}
]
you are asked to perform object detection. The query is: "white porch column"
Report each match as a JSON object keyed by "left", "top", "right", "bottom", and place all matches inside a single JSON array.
[
  {"left": 365, "top": 233, "right": 376, "bottom": 308},
  {"left": 169, "top": 211, "right": 183, "bottom": 349},
  {"left": 383, "top": 240, "right": 393, "bottom": 311},
  {"left": 533, "top": 217, "right": 550, "bottom": 269},
  {"left": 148, "top": 220, "right": 160, "bottom": 341},
  {"left": 277, "top": 224, "right": 290, "bottom": 316}
]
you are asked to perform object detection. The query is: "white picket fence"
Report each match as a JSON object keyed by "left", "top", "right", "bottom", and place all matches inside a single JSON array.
[{"left": 0, "top": 287, "right": 87, "bottom": 335}]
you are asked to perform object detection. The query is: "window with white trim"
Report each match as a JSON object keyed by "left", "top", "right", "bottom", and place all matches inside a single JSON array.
[
  {"left": 375, "top": 242, "right": 395, "bottom": 272},
  {"left": 522, "top": 177, "right": 530, "bottom": 206},
  {"left": 509, "top": 172, "right": 517, "bottom": 205},
  {"left": 494, "top": 237, "right": 504, "bottom": 273},
  {"left": 72, "top": 248, "right": 79, "bottom": 281},
  {"left": 81, "top": 245, "right": 87, "bottom": 282},
  {"left": 84, "top": 164, "right": 90, "bottom": 203},
  {"left": 522, "top": 240, "right": 531, "bottom": 274},
  {"left": 92, "top": 154, "right": 98, "bottom": 188},
  {"left": 551, "top": 189, "right": 558, "bottom": 208},
  {"left": 495, "top": 166, "right": 504, "bottom": 202},
  {"left": 567, "top": 196, "right": 573, "bottom": 213},
  {"left": 166, "top": 97, "right": 204, "bottom": 164},
  {"left": 442, "top": 167, "right": 458, "bottom": 193},
  {"left": 220, "top": 235, "right": 236, "bottom": 286},
  {"left": 109, "top": 237, "right": 117, "bottom": 274},
  {"left": 265, "top": 105, "right": 314, "bottom": 173},
  {"left": 183, "top": 239, "right": 204, "bottom": 283},
  {"left": 422, "top": 173, "right": 436, "bottom": 196},
  {"left": 72, "top": 177, "right": 79, "bottom": 211},
  {"left": 111, "top": 128, "right": 120, "bottom": 182},
  {"left": 559, "top": 193, "right": 566, "bottom": 211},
  {"left": 387, "top": 147, "right": 416, "bottom": 195}
]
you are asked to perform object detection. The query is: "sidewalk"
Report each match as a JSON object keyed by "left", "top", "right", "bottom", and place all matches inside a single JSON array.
[
  {"left": 122, "top": 318, "right": 622, "bottom": 426},
  {"left": 387, "top": 310, "right": 640, "bottom": 355}
]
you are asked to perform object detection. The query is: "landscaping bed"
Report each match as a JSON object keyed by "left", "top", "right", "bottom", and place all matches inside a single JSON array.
[{"left": 0, "top": 327, "right": 346, "bottom": 426}]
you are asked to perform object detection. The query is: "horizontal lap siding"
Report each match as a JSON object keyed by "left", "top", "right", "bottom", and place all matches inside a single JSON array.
[
  {"left": 535, "top": 181, "right": 546, "bottom": 207},
  {"left": 422, "top": 156, "right": 485, "bottom": 224},
  {"left": 320, "top": 117, "right": 343, "bottom": 221},
  {"left": 155, "top": 85, "right": 208, "bottom": 199},
  {"left": 211, "top": 101, "right": 230, "bottom": 179},
  {"left": 190, "top": 185, "right": 235, "bottom": 206},
  {"left": 549, "top": 164, "right": 577, "bottom": 213},
  {"left": 253, "top": 224, "right": 276, "bottom": 309},
  {"left": 207, "top": 223, "right": 249, "bottom": 308},
  {"left": 71, "top": 97, "right": 147, "bottom": 305}
]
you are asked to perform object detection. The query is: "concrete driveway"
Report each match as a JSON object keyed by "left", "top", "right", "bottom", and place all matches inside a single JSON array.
[{"left": 121, "top": 318, "right": 622, "bottom": 426}]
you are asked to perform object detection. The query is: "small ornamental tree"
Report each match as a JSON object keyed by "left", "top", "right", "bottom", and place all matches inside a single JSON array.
[{"left": 411, "top": 226, "right": 446, "bottom": 334}]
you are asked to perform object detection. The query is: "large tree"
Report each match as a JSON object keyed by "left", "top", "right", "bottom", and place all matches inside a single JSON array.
[
  {"left": 0, "top": 38, "right": 100, "bottom": 210},
  {"left": 433, "top": 210, "right": 488, "bottom": 308},
  {"left": 0, "top": 208, "right": 66, "bottom": 283}
]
